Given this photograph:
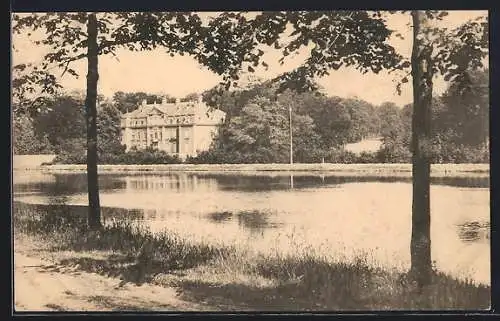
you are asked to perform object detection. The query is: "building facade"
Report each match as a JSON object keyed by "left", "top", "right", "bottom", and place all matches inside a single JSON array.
[{"left": 120, "top": 97, "right": 226, "bottom": 158}]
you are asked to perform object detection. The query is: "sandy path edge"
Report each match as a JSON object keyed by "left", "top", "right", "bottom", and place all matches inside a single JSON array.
[{"left": 13, "top": 238, "right": 215, "bottom": 312}]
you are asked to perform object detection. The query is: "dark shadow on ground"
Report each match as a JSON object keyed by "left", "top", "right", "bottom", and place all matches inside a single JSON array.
[
  {"left": 52, "top": 254, "right": 177, "bottom": 286},
  {"left": 83, "top": 295, "right": 176, "bottom": 311},
  {"left": 175, "top": 279, "right": 329, "bottom": 311},
  {"left": 174, "top": 256, "right": 491, "bottom": 311}
]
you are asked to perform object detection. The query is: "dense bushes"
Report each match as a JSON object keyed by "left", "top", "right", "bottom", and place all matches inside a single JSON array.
[
  {"left": 53, "top": 146, "right": 182, "bottom": 165},
  {"left": 186, "top": 148, "right": 383, "bottom": 164},
  {"left": 429, "top": 142, "right": 489, "bottom": 164},
  {"left": 112, "top": 147, "right": 182, "bottom": 164},
  {"left": 52, "top": 141, "right": 488, "bottom": 165}
]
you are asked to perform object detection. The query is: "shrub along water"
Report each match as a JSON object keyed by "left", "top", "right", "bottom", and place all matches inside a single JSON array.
[
  {"left": 52, "top": 146, "right": 183, "bottom": 165},
  {"left": 13, "top": 201, "right": 490, "bottom": 310}
]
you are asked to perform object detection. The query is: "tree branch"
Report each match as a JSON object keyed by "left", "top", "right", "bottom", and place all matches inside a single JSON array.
[
  {"left": 315, "top": 11, "right": 354, "bottom": 66},
  {"left": 97, "top": 36, "right": 145, "bottom": 51}
]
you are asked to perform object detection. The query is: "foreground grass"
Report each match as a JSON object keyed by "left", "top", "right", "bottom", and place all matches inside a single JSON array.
[{"left": 13, "top": 202, "right": 490, "bottom": 311}]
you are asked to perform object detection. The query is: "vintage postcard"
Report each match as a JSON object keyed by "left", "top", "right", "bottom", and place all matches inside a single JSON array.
[{"left": 11, "top": 10, "right": 490, "bottom": 312}]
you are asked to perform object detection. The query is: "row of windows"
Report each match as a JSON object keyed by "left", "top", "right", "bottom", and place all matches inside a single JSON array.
[
  {"left": 129, "top": 116, "right": 195, "bottom": 126},
  {"left": 130, "top": 134, "right": 190, "bottom": 141},
  {"left": 129, "top": 126, "right": 193, "bottom": 141}
]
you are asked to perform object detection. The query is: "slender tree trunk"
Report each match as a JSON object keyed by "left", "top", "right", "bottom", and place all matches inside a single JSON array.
[
  {"left": 85, "top": 13, "right": 102, "bottom": 230},
  {"left": 410, "top": 10, "right": 434, "bottom": 287}
]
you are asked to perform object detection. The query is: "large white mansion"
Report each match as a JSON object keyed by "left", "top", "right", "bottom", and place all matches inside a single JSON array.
[{"left": 120, "top": 97, "right": 226, "bottom": 158}]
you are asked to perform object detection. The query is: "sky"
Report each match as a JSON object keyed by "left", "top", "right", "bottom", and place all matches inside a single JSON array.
[{"left": 12, "top": 11, "right": 488, "bottom": 107}]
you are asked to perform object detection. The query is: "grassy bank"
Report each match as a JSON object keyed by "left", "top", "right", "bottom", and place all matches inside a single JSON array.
[
  {"left": 37, "top": 163, "right": 490, "bottom": 178},
  {"left": 13, "top": 202, "right": 490, "bottom": 311}
]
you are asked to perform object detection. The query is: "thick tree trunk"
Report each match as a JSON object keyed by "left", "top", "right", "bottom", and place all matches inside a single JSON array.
[
  {"left": 85, "top": 13, "right": 102, "bottom": 230},
  {"left": 410, "top": 11, "right": 434, "bottom": 287}
]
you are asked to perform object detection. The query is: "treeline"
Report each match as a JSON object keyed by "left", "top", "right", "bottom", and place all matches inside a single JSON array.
[
  {"left": 189, "top": 69, "right": 489, "bottom": 164},
  {"left": 13, "top": 92, "right": 123, "bottom": 162},
  {"left": 12, "top": 91, "right": 190, "bottom": 164},
  {"left": 375, "top": 69, "right": 489, "bottom": 164},
  {"left": 12, "top": 70, "right": 488, "bottom": 164}
]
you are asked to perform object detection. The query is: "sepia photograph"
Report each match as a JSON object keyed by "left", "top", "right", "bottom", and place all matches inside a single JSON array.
[{"left": 11, "top": 10, "right": 490, "bottom": 312}]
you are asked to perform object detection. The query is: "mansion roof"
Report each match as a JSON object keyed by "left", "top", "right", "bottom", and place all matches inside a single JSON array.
[{"left": 121, "top": 99, "right": 226, "bottom": 126}]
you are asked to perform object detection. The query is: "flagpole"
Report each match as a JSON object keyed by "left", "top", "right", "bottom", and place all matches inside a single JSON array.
[{"left": 289, "top": 105, "right": 293, "bottom": 165}]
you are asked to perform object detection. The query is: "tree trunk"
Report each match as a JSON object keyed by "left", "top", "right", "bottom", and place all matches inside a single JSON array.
[
  {"left": 85, "top": 13, "right": 102, "bottom": 230},
  {"left": 410, "top": 10, "right": 434, "bottom": 287}
]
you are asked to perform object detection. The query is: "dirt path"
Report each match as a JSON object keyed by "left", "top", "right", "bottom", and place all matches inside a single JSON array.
[{"left": 14, "top": 248, "right": 215, "bottom": 312}]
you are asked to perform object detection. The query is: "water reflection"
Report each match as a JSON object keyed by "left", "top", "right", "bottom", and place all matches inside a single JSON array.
[
  {"left": 14, "top": 201, "right": 145, "bottom": 223},
  {"left": 457, "top": 221, "right": 490, "bottom": 243},
  {"left": 12, "top": 171, "right": 490, "bottom": 284},
  {"left": 207, "top": 211, "right": 233, "bottom": 223},
  {"left": 14, "top": 173, "right": 127, "bottom": 196},
  {"left": 124, "top": 174, "right": 217, "bottom": 192},
  {"left": 13, "top": 172, "right": 490, "bottom": 197},
  {"left": 206, "top": 210, "right": 282, "bottom": 235},
  {"left": 236, "top": 210, "right": 282, "bottom": 234}
]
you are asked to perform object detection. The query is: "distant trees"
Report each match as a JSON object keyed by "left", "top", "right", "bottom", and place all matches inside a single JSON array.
[
  {"left": 202, "top": 81, "right": 382, "bottom": 156},
  {"left": 202, "top": 81, "right": 278, "bottom": 122},
  {"left": 377, "top": 102, "right": 412, "bottom": 163},
  {"left": 278, "top": 91, "right": 353, "bottom": 148},
  {"left": 436, "top": 69, "right": 489, "bottom": 148},
  {"left": 181, "top": 92, "right": 200, "bottom": 102},
  {"left": 15, "top": 68, "right": 488, "bottom": 166},
  {"left": 12, "top": 114, "right": 54, "bottom": 155},
  {"left": 190, "top": 66, "right": 490, "bottom": 166},
  {"left": 198, "top": 96, "right": 321, "bottom": 163},
  {"left": 378, "top": 69, "right": 489, "bottom": 164},
  {"left": 18, "top": 93, "right": 124, "bottom": 163},
  {"left": 112, "top": 92, "right": 172, "bottom": 114},
  {"left": 33, "top": 95, "right": 87, "bottom": 153}
]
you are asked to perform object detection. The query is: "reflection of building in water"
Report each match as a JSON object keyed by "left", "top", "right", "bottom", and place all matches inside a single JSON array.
[
  {"left": 124, "top": 174, "right": 218, "bottom": 192},
  {"left": 120, "top": 97, "right": 226, "bottom": 159}
]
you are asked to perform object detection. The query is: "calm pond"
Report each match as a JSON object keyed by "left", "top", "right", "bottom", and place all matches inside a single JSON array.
[{"left": 13, "top": 171, "right": 490, "bottom": 285}]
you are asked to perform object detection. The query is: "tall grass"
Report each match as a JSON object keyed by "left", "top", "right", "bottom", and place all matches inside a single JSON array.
[
  {"left": 13, "top": 202, "right": 230, "bottom": 281},
  {"left": 13, "top": 202, "right": 490, "bottom": 310}
]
